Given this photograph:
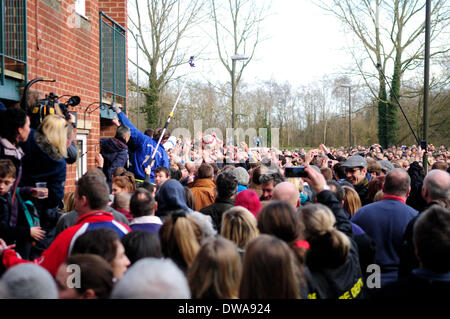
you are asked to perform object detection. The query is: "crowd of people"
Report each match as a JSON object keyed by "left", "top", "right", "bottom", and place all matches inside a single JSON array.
[{"left": 0, "top": 103, "right": 449, "bottom": 299}]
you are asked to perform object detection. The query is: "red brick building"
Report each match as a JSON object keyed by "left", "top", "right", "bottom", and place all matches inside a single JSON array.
[{"left": 0, "top": 0, "right": 128, "bottom": 194}]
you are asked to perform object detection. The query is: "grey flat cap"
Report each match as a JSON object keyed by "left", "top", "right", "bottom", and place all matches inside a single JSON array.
[
  {"left": 233, "top": 167, "right": 250, "bottom": 186},
  {"left": 342, "top": 155, "right": 367, "bottom": 168},
  {"left": 379, "top": 160, "right": 394, "bottom": 172}
]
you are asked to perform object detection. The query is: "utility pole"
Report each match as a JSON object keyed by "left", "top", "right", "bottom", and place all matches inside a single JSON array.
[
  {"left": 230, "top": 54, "right": 248, "bottom": 145},
  {"left": 423, "top": 0, "right": 431, "bottom": 173},
  {"left": 341, "top": 84, "right": 352, "bottom": 148},
  {"left": 136, "top": 34, "right": 140, "bottom": 131}
]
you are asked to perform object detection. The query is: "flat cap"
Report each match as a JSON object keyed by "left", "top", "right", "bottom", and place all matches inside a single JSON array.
[
  {"left": 379, "top": 160, "right": 394, "bottom": 173},
  {"left": 342, "top": 155, "right": 367, "bottom": 168}
]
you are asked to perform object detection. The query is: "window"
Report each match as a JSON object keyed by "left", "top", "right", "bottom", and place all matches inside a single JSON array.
[
  {"left": 75, "top": 0, "right": 86, "bottom": 17},
  {"left": 99, "top": 11, "right": 126, "bottom": 119},
  {"left": 0, "top": 0, "right": 27, "bottom": 100},
  {"left": 76, "top": 134, "right": 87, "bottom": 180}
]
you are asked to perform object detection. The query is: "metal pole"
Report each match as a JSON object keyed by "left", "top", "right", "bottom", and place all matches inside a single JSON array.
[
  {"left": 136, "top": 34, "right": 140, "bottom": 131},
  {"left": 348, "top": 87, "right": 352, "bottom": 148},
  {"left": 231, "top": 58, "right": 236, "bottom": 136},
  {"left": 423, "top": 0, "right": 431, "bottom": 173}
]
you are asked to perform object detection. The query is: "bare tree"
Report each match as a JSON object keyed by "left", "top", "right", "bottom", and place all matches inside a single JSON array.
[
  {"left": 315, "top": 0, "right": 450, "bottom": 147},
  {"left": 209, "top": 0, "right": 270, "bottom": 129},
  {"left": 128, "top": 0, "right": 207, "bottom": 128}
]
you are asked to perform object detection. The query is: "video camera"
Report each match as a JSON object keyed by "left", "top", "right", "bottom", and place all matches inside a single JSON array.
[
  {"left": 29, "top": 92, "right": 80, "bottom": 129},
  {"left": 20, "top": 78, "right": 81, "bottom": 129}
]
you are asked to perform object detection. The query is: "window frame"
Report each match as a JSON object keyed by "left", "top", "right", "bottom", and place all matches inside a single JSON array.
[{"left": 99, "top": 11, "right": 126, "bottom": 119}]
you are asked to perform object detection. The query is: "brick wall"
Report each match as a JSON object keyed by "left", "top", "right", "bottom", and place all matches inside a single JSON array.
[{"left": 26, "top": 0, "right": 127, "bottom": 194}]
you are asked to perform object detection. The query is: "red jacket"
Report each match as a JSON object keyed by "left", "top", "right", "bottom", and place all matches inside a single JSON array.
[{"left": 2, "top": 211, "right": 131, "bottom": 277}]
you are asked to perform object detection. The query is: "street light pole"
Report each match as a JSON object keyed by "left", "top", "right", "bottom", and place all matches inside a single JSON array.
[
  {"left": 348, "top": 86, "right": 352, "bottom": 147},
  {"left": 423, "top": 0, "right": 431, "bottom": 173},
  {"left": 341, "top": 85, "right": 352, "bottom": 148},
  {"left": 230, "top": 54, "right": 248, "bottom": 144},
  {"left": 231, "top": 58, "right": 236, "bottom": 131},
  {"left": 136, "top": 34, "right": 140, "bottom": 131}
]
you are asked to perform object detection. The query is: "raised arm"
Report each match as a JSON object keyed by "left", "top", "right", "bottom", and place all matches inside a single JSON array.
[
  {"left": 303, "top": 165, "right": 353, "bottom": 238},
  {"left": 112, "top": 104, "right": 148, "bottom": 148}
]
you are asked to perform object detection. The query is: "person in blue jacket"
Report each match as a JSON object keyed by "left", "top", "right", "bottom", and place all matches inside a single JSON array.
[{"left": 111, "top": 103, "right": 170, "bottom": 184}]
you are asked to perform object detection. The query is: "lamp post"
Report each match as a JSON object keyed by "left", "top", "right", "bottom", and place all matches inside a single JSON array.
[
  {"left": 231, "top": 54, "right": 248, "bottom": 135},
  {"left": 340, "top": 84, "right": 352, "bottom": 148},
  {"left": 423, "top": 0, "right": 431, "bottom": 173},
  {"left": 136, "top": 34, "right": 140, "bottom": 131}
]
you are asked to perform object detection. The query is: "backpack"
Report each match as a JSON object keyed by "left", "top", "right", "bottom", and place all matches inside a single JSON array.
[{"left": 15, "top": 188, "right": 40, "bottom": 227}]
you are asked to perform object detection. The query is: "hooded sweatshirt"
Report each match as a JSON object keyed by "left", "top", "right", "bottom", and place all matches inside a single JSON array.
[
  {"left": 155, "top": 180, "right": 192, "bottom": 221},
  {"left": 100, "top": 137, "right": 128, "bottom": 185}
]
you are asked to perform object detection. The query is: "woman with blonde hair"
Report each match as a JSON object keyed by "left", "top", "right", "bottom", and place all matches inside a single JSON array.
[
  {"left": 188, "top": 237, "right": 242, "bottom": 299},
  {"left": 300, "top": 203, "right": 363, "bottom": 299},
  {"left": 21, "top": 115, "right": 68, "bottom": 209},
  {"left": 63, "top": 191, "right": 76, "bottom": 213},
  {"left": 159, "top": 210, "right": 203, "bottom": 273},
  {"left": 221, "top": 206, "right": 259, "bottom": 255},
  {"left": 38, "top": 114, "right": 68, "bottom": 157},
  {"left": 298, "top": 165, "right": 363, "bottom": 299},
  {"left": 19, "top": 114, "right": 69, "bottom": 258},
  {"left": 342, "top": 186, "right": 362, "bottom": 218}
]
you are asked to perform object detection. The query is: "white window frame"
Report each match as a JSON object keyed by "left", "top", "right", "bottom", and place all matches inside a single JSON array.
[
  {"left": 75, "top": 0, "right": 86, "bottom": 18},
  {"left": 76, "top": 134, "right": 87, "bottom": 180}
]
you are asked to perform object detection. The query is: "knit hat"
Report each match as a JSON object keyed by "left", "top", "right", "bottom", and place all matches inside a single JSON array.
[
  {"left": 202, "top": 134, "right": 216, "bottom": 149},
  {"left": 233, "top": 167, "right": 250, "bottom": 186},
  {"left": 235, "top": 189, "right": 262, "bottom": 217}
]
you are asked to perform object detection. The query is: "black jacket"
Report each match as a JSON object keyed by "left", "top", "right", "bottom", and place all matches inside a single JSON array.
[
  {"left": 200, "top": 198, "right": 235, "bottom": 232},
  {"left": 405, "top": 161, "right": 427, "bottom": 211},
  {"left": 398, "top": 201, "right": 442, "bottom": 279},
  {"left": 353, "top": 232, "right": 376, "bottom": 281},
  {"left": 66, "top": 140, "right": 78, "bottom": 165},
  {"left": 371, "top": 269, "right": 450, "bottom": 299},
  {"left": 0, "top": 189, "right": 34, "bottom": 259},
  {"left": 100, "top": 137, "right": 129, "bottom": 186},
  {"left": 354, "top": 178, "right": 370, "bottom": 206},
  {"left": 305, "top": 190, "right": 364, "bottom": 299}
]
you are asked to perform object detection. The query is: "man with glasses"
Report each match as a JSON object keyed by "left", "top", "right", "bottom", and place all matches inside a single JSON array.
[{"left": 342, "top": 155, "right": 370, "bottom": 206}]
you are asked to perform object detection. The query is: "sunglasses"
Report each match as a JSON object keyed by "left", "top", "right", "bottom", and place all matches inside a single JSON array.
[{"left": 345, "top": 167, "right": 362, "bottom": 174}]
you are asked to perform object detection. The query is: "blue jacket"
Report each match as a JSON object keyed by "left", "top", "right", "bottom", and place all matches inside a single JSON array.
[
  {"left": 117, "top": 112, "right": 169, "bottom": 183},
  {"left": 352, "top": 198, "right": 418, "bottom": 283},
  {"left": 237, "top": 185, "right": 247, "bottom": 194}
]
